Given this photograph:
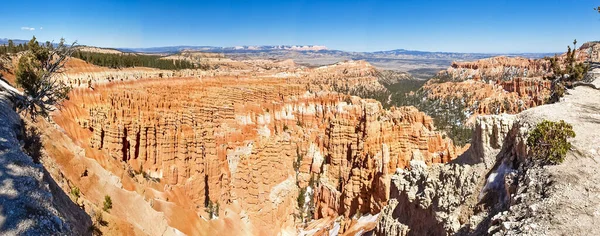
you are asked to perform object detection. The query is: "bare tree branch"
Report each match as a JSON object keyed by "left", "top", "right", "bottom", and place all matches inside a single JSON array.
[{"left": 11, "top": 37, "right": 77, "bottom": 120}]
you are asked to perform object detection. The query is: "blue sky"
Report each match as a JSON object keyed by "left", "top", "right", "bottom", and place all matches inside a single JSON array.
[{"left": 1, "top": 0, "right": 599, "bottom": 53}]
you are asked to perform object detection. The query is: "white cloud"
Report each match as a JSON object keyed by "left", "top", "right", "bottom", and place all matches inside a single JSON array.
[
  {"left": 39, "top": 27, "right": 43, "bottom": 30},
  {"left": 20, "top": 27, "right": 35, "bottom": 31}
]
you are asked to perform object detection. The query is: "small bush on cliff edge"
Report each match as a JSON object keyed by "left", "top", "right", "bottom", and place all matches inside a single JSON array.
[
  {"left": 71, "top": 186, "right": 80, "bottom": 200},
  {"left": 527, "top": 120, "right": 575, "bottom": 165},
  {"left": 103, "top": 195, "right": 112, "bottom": 212}
]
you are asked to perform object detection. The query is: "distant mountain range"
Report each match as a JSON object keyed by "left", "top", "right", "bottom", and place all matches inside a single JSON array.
[
  {"left": 118, "top": 45, "right": 555, "bottom": 59},
  {"left": 1, "top": 38, "right": 555, "bottom": 60},
  {"left": 119, "top": 45, "right": 329, "bottom": 53},
  {"left": 0, "top": 38, "right": 557, "bottom": 78},
  {"left": 0, "top": 38, "right": 30, "bottom": 45}
]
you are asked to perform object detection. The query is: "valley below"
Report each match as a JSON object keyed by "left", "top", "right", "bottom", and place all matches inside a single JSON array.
[{"left": 0, "top": 41, "right": 599, "bottom": 236}]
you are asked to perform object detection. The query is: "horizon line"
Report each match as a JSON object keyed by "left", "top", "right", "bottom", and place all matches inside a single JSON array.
[{"left": 2, "top": 37, "right": 564, "bottom": 54}]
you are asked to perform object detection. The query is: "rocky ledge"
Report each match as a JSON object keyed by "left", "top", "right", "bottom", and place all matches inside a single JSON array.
[
  {"left": 376, "top": 71, "right": 600, "bottom": 235},
  {"left": 0, "top": 92, "right": 90, "bottom": 235}
]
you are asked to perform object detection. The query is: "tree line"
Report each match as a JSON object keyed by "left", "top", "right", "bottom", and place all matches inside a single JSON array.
[
  {"left": 0, "top": 39, "right": 55, "bottom": 55},
  {"left": 72, "top": 50, "right": 202, "bottom": 70}
]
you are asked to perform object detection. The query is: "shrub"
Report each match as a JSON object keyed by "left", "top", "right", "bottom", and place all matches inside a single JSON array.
[
  {"left": 527, "top": 120, "right": 575, "bottom": 164},
  {"left": 17, "top": 123, "right": 42, "bottom": 163},
  {"left": 294, "top": 150, "right": 303, "bottom": 172},
  {"left": 205, "top": 200, "right": 219, "bottom": 219},
  {"left": 71, "top": 186, "right": 80, "bottom": 199},
  {"left": 103, "top": 195, "right": 113, "bottom": 212},
  {"left": 297, "top": 187, "right": 306, "bottom": 209},
  {"left": 89, "top": 209, "right": 106, "bottom": 235}
]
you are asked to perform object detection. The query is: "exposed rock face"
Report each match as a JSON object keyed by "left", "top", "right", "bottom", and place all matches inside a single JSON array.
[
  {"left": 1, "top": 54, "right": 411, "bottom": 234},
  {"left": 412, "top": 54, "right": 580, "bottom": 126},
  {"left": 374, "top": 112, "right": 525, "bottom": 235},
  {"left": 375, "top": 114, "right": 516, "bottom": 236},
  {"left": 300, "top": 60, "right": 386, "bottom": 96},
  {"left": 314, "top": 104, "right": 460, "bottom": 229},
  {"left": 76, "top": 46, "right": 124, "bottom": 54},
  {"left": 52, "top": 66, "right": 459, "bottom": 235},
  {"left": 423, "top": 46, "right": 595, "bottom": 123},
  {"left": 421, "top": 79, "right": 550, "bottom": 120},
  {"left": 375, "top": 161, "right": 481, "bottom": 236},
  {"left": 0, "top": 92, "right": 90, "bottom": 235},
  {"left": 32, "top": 44, "right": 596, "bottom": 235},
  {"left": 438, "top": 56, "right": 551, "bottom": 82},
  {"left": 461, "top": 115, "right": 518, "bottom": 168},
  {"left": 61, "top": 58, "right": 389, "bottom": 99},
  {"left": 376, "top": 72, "right": 600, "bottom": 236},
  {"left": 580, "top": 41, "right": 600, "bottom": 63}
]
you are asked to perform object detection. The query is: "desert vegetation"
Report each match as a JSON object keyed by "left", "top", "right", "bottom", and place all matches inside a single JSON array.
[
  {"left": 9, "top": 37, "right": 75, "bottom": 119},
  {"left": 544, "top": 40, "right": 590, "bottom": 103},
  {"left": 205, "top": 200, "right": 219, "bottom": 219},
  {"left": 103, "top": 195, "right": 113, "bottom": 212},
  {"left": 89, "top": 209, "right": 106, "bottom": 235},
  {"left": 527, "top": 120, "right": 575, "bottom": 165}
]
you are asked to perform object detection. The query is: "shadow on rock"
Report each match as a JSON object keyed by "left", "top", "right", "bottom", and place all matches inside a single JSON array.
[{"left": 0, "top": 92, "right": 92, "bottom": 235}]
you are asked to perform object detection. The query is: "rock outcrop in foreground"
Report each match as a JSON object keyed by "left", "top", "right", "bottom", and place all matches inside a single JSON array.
[
  {"left": 376, "top": 70, "right": 600, "bottom": 235},
  {"left": 0, "top": 92, "right": 90, "bottom": 235}
]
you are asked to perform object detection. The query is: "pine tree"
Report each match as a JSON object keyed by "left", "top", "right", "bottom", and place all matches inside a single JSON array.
[
  {"left": 13, "top": 36, "right": 76, "bottom": 119},
  {"left": 7, "top": 40, "right": 14, "bottom": 53}
]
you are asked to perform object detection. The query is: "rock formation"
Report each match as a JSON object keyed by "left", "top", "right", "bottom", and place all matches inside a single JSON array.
[
  {"left": 376, "top": 72, "right": 600, "bottom": 235},
  {"left": 3, "top": 37, "right": 599, "bottom": 236},
  {"left": 61, "top": 58, "right": 388, "bottom": 98},
  {"left": 49, "top": 59, "right": 459, "bottom": 234},
  {"left": 422, "top": 44, "right": 598, "bottom": 123},
  {"left": 415, "top": 55, "right": 560, "bottom": 124},
  {"left": 421, "top": 78, "right": 551, "bottom": 121},
  {"left": 437, "top": 56, "right": 552, "bottom": 82}
]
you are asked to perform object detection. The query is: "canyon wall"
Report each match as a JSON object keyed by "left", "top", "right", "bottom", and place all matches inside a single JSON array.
[
  {"left": 416, "top": 56, "right": 559, "bottom": 123},
  {"left": 437, "top": 56, "right": 551, "bottom": 82},
  {"left": 61, "top": 58, "right": 387, "bottom": 97},
  {"left": 375, "top": 114, "right": 517, "bottom": 235},
  {"left": 3, "top": 42, "right": 599, "bottom": 236},
  {"left": 425, "top": 42, "right": 600, "bottom": 121},
  {"left": 421, "top": 78, "right": 551, "bottom": 120}
]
